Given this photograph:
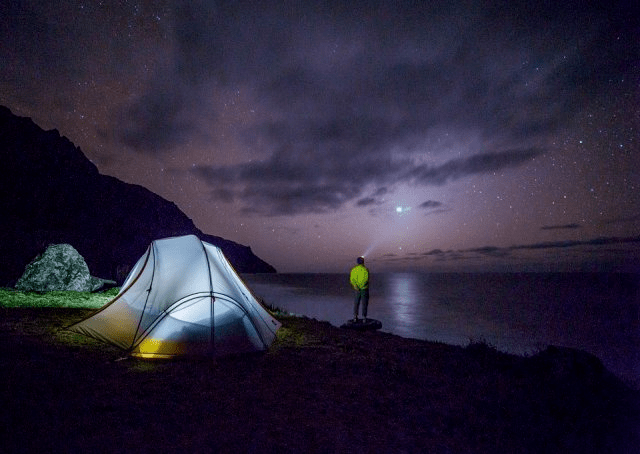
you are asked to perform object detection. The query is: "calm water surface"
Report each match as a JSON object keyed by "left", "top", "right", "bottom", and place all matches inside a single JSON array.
[{"left": 243, "top": 272, "right": 640, "bottom": 388}]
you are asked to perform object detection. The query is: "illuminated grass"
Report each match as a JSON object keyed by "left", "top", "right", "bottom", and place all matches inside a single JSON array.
[
  {"left": 273, "top": 325, "right": 307, "bottom": 348},
  {"left": 0, "top": 287, "right": 119, "bottom": 308}
]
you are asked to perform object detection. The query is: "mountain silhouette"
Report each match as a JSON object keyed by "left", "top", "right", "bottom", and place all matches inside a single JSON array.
[{"left": 0, "top": 106, "right": 275, "bottom": 286}]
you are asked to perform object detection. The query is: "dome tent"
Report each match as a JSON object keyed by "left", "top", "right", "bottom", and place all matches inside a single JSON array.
[{"left": 69, "top": 235, "right": 280, "bottom": 358}]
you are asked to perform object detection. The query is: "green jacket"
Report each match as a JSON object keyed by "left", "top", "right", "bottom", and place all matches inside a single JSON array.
[{"left": 350, "top": 264, "right": 369, "bottom": 290}]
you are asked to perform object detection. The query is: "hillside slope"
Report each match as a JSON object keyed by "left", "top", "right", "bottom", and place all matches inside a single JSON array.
[{"left": 0, "top": 106, "right": 275, "bottom": 285}]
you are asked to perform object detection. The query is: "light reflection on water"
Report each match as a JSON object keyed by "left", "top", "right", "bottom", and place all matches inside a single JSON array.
[
  {"left": 385, "top": 273, "right": 421, "bottom": 332},
  {"left": 375, "top": 273, "right": 497, "bottom": 346}
]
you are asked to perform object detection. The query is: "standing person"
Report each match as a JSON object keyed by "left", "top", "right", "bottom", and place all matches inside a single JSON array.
[{"left": 350, "top": 256, "right": 369, "bottom": 323}]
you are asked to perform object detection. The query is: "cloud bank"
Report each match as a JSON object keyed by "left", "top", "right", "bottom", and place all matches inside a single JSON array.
[{"left": 96, "top": 0, "right": 633, "bottom": 216}]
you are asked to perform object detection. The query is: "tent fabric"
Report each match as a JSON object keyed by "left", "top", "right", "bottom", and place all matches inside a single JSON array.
[{"left": 69, "top": 235, "right": 281, "bottom": 358}]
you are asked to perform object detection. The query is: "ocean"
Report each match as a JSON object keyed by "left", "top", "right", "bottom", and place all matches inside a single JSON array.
[{"left": 243, "top": 272, "right": 639, "bottom": 389}]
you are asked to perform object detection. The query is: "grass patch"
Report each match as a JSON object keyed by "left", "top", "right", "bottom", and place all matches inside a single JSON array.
[
  {"left": 273, "top": 325, "right": 307, "bottom": 348},
  {"left": 0, "top": 287, "right": 119, "bottom": 309}
]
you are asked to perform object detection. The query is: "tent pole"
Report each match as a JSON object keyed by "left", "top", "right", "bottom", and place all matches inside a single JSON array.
[
  {"left": 201, "top": 239, "right": 216, "bottom": 359},
  {"left": 210, "top": 292, "right": 215, "bottom": 359}
]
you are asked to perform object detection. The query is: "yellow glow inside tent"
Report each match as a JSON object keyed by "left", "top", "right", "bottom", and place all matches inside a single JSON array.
[{"left": 132, "top": 338, "right": 185, "bottom": 359}]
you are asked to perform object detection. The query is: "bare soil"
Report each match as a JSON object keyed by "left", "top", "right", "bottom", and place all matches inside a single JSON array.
[{"left": 1, "top": 308, "right": 638, "bottom": 453}]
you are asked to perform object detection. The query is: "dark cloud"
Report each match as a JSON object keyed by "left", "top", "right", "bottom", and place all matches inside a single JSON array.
[
  {"left": 510, "top": 236, "right": 640, "bottom": 251},
  {"left": 447, "top": 235, "right": 640, "bottom": 262},
  {"left": 418, "top": 200, "right": 443, "bottom": 209},
  {"left": 355, "top": 187, "right": 389, "bottom": 207},
  {"left": 356, "top": 197, "right": 379, "bottom": 207},
  {"left": 541, "top": 223, "right": 581, "bottom": 230},
  {"left": 193, "top": 146, "right": 540, "bottom": 215},
  {"left": 464, "top": 246, "right": 511, "bottom": 257},
  {"left": 192, "top": 153, "right": 365, "bottom": 215},
  {"left": 377, "top": 235, "right": 640, "bottom": 269},
  {"left": 407, "top": 148, "right": 544, "bottom": 186},
  {"left": 104, "top": 0, "right": 634, "bottom": 160}
]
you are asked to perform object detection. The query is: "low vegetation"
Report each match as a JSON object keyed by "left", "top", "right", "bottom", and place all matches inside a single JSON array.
[{"left": 0, "top": 287, "right": 119, "bottom": 309}]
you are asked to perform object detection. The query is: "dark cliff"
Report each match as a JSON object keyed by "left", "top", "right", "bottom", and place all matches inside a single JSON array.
[{"left": 0, "top": 106, "right": 276, "bottom": 286}]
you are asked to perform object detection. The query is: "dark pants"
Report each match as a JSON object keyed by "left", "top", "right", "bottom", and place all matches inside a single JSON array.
[{"left": 353, "top": 288, "right": 369, "bottom": 319}]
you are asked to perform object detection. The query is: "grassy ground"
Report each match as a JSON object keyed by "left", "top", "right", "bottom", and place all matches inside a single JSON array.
[
  {"left": 1, "top": 291, "right": 639, "bottom": 453},
  {"left": 0, "top": 287, "right": 119, "bottom": 308}
]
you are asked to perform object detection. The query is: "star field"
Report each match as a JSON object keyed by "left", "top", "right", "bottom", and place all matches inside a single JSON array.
[{"left": 1, "top": 0, "right": 638, "bottom": 272}]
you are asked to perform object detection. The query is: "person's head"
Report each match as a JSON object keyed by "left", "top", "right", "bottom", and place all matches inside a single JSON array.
[{"left": 357, "top": 256, "right": 365, "bottom": 265}]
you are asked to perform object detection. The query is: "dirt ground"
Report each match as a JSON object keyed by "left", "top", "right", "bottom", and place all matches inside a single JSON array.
[{"left": 1, "top": 308, "right": 638, "bottom": 453}]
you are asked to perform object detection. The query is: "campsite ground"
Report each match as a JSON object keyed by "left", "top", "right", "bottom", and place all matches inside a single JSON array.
[{"left": 1, "top": 307, "right": 639, "bottom": 453}]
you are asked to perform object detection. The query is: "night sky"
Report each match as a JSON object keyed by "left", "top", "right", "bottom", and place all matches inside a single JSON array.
[{"left": 2, "top": 0, "right": 638, "bottom": 272}]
